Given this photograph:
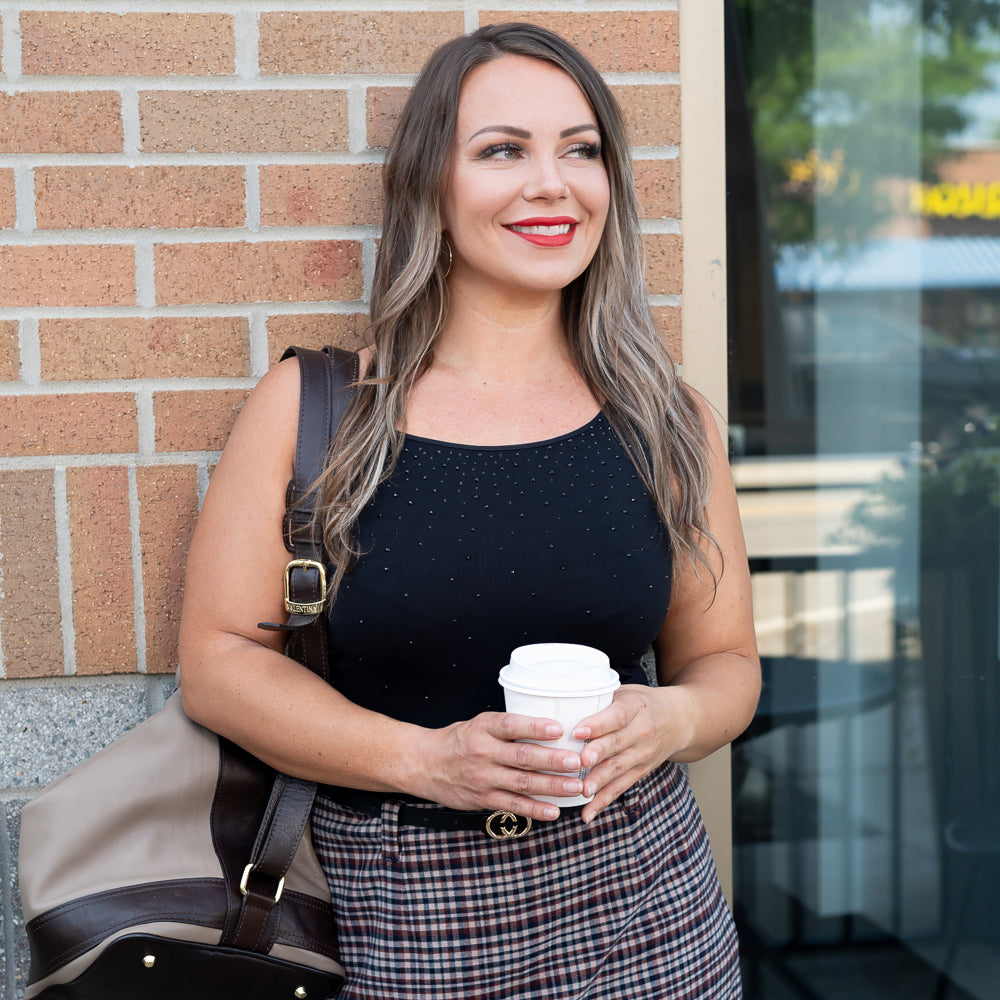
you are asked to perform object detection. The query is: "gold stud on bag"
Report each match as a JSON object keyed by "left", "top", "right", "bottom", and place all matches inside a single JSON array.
[{"left": 18, "top": 347, "right": 357, "bottom": 1000}]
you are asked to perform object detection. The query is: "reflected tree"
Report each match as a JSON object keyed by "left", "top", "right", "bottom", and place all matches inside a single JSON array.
[{"left": 734, "top": 0, "right": 1000, "bottom": 246}]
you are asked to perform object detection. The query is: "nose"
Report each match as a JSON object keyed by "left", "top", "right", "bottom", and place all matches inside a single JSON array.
[{"left": 523, "top": 155, "right": 568, "bottom": 201}]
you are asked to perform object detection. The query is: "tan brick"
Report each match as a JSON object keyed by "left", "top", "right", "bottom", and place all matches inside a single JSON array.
[
  {"left": 67, "top": 466, "right": 136, "bottom": 675},
  {"left": 368, "top": 82, "right": 680, "bottom": 152},
  {"left": 645, "top": 233, "right": 683, "bottom": 295},
  {"left": 155, "top": 240, "right": 363, "bottom": 306},
  {"left": 266, "top": 313, "right": 368, "bottom": 367},
  {"left": 35, "top": 166, "right": 245, "bottom": 230},
  {"left": 137, "top": 466, "right": 199, "bottom": 673},
  {"left": 652, "top": 305, "right": 682, "bottom": 362},
  {"left": 0, "top": 245, "right": 134, "bottom": 308},
  {"left": 0, "top": 320, "right": 18, "bottom": 381},
  {"left": 614, "top": 85, "right": 680, "bottom": 147},
  {"left": 0, "top": 394, "right": 138, "bottom": 457},
  {"left": 477, "top": 12, "right": 678, "bottom": 73},
  {"left": 366, "top": 87, "right": 409, "bottom": 150},
  {"left": 260, "top": 12, "right": 463, "bottom": 74},
  {"left": 260, "top": 164, "right": 382, "bottom": 227},
  {"left": 154, "top": 389, "right": 249, "bottom": 453},
  {"left": 0, "top": 92, "right": 122, "bottom": 153},
  {"left": 0, "top": 168, "right": 14, "bottom": 228},
  {"left": 0, "top": 470, "right": 63, "bottom": 678},
  {"left": 633, "top": 159, "right": 680, "bottom": 220},
  {"left": 22, "top": 12, "right": 235, "bottom": 77},
  {"left": 141, "top": 91, "right": 348, "bottom": 153},
  {"left": 40, "top": 317, "right": 250, "bottom": 381}
]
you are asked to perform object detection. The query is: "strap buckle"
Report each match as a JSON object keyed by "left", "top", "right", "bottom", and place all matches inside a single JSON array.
[
  {"left": 284, "top": 559, "right": 327, "bottom": 616},
  {"left": 239, "top": 863, "right": 285, "bottom": 903}
]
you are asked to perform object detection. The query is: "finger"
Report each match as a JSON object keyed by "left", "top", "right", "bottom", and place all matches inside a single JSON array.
[
  {"left": 581, "top": 741, "right": 633, "bottom": 795},
  {"left": 491, "top": 711, "right": 567, "bottom": 742},
  {"left": 490, "top": 793, "right": 563, "bottom": 823},
  {"left": 572, "top": 695, "right": 636, "bottom": 742},
  {"left": 503, "top": 739, "right": 583, "bottom": 774},
  {"left": 506, "top": 769, "right": 586, "bottom": 803},
  {"left": 581, "top": 768, "right": 643, "bottom": 824},
  {"left": 486, "top": 776, "right": 584, "bottom": 823},
  {"left": 579, "top": 728, "right": 626, "bottom": 770}
]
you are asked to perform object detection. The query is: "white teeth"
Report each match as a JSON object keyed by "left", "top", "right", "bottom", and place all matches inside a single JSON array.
[{"left": 509, "top": 223, "right": 573, "bottom": 236}]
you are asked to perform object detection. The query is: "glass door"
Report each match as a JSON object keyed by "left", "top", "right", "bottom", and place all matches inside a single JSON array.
[{"left": 727, "top": 1, "right": 1000, "bottom": 996}]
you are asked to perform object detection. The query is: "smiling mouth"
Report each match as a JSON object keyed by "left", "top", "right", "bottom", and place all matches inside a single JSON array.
[
  {"left": 507, "top": 222, "right": 574, "bottom": 236},
  {"left": 504, "top": 221, "right": 578, "bottom": 247}
]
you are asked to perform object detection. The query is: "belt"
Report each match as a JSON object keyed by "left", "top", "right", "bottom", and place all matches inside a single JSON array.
[{"left": 327, "top": 787, "right": 583, "bottom": 841}]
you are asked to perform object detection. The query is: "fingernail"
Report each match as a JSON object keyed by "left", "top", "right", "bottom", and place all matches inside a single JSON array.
[
  {"left": 563, "top": 754, "right": 581, "bottom": 771},
  {"left": 544, "top": 806, "right": 559, "bottom": 820},
  {"left": 564, "top": 778, "right": 583, "bottom": 794},
  {"left": 584, "top": 781, "right": 596, "bottom": 797},
  {"left": 574, "top": 725, "right": 591, "bottom": 740},
  {"left": 544, "top": 724, "right": 562, "bottom": 737}
]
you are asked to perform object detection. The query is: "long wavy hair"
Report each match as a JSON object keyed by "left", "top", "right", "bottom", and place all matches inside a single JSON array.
[{"left": 313, "top": 22, "right": 715, "bottom": 600}]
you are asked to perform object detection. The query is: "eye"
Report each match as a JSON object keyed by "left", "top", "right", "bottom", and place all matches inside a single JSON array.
[
  {"left": 565, "top": 141, "right": 602, "bottom": 160},
  {"left": 478, "top": 142, "right": 523, "bottom": 161}
]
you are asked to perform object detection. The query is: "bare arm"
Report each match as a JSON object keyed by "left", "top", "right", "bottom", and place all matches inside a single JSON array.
[
  {"left": 179, "top": 357, "right": 589, "bottom": 820},
  {"left": 572, "top": 394, "right": 761, "bottom": 821}
]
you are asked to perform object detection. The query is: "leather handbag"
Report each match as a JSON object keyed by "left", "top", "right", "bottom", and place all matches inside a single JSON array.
[{"left": 18, "top": 347, "right": 357, "bottom": 1000}]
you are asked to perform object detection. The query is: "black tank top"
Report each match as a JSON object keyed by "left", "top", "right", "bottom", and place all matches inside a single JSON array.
[{"left": 325, "top": 413, "right": 672, "bottom": 728}]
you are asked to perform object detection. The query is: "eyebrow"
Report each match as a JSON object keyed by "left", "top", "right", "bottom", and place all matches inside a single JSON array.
[{"left": 466, "top": 123, "right": 600, "bottom": 142}]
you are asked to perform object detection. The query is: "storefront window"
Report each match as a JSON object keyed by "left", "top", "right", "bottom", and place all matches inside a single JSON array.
[{"left": 727, "top": 1, "right": 1000, "bottom": 996}]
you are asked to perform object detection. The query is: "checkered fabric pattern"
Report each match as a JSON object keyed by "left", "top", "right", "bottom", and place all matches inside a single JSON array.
[{"left": 312, "top": 762, "right": 741, "bottom": 999}]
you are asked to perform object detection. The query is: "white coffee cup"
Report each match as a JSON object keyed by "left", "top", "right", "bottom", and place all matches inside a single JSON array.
[{"left": 498, "top": 643, "right": 621, "bottom": 806}]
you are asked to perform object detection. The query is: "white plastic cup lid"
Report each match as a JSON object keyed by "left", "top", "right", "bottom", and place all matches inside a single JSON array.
[{"left": 499, "top": 643, "right": 620, "bottom": 697}]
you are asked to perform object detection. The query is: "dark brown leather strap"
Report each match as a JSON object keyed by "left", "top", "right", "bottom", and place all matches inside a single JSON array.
[
  {"left": 25, "top": 878, "right": 340, "bottom": 983},
  {"left": 260, "top": 347, "right": 358, "bottom": 639},
  {"left": 223, "top": 346, "right": 356, "bottom": 953}
]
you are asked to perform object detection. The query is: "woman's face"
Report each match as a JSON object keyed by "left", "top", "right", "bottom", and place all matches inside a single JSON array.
[{"left": 441, "top": 54, "right": 610, "bottom": 304}]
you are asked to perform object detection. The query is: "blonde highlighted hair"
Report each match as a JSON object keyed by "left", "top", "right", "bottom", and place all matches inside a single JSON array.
[{"left": 313, "top": 22, "right": 715, "bottom": 600}]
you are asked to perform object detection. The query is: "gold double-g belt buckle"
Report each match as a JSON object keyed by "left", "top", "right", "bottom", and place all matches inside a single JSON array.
[{"left": 485, "top": 811, "right": 533, "bottom": 840}]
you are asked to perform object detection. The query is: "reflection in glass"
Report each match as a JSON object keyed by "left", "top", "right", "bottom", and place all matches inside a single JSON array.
[{"left": 727, "top": 2, "right": 1000, "bottom": 997}]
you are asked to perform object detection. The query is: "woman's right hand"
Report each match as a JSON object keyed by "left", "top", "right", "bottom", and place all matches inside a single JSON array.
[{"left": 412, "top": 713, "right": 587, "bottom": 821}]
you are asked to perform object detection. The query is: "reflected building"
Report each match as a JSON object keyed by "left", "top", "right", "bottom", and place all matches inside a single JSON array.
[{"left": 727, "top": 2, "right": 1000, "bottom": 997}]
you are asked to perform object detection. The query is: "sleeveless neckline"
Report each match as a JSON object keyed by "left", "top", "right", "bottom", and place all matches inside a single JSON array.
[
  {"left": 403, "top": 411, "right": 605, "bottom": 452},
  {"left": 326, "top": 406, "right": 670, "bottom": 730}
]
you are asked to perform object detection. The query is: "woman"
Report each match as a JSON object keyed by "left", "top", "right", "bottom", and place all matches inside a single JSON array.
[{"left": 180, "top": 22, "right": 759, "bottom": 999}]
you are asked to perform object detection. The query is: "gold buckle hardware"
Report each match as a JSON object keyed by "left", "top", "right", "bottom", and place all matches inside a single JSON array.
[
  {"left": 283, "top": 559, "right": 327, "bottom": 616},
  {"left": 239, "top": 863, "right": 285, "bottom": 903},
  {"left": 485, "top": 811, "right": 533, "bottom": 840}
]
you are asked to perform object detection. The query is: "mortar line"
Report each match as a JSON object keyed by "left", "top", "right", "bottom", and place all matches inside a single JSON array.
[
  {"left": 13, "top": 164, "right": 35, "bottom": 235},
  {"left": 0, "top": 6, "right": 21, "bottom": 83},
  {"left": 18, "top": 316, "right": 41, "bottom": 386},
  {"left": 248, "top": 306, "right": 269, "bottom": 377},
  {"left": 128, "top": 465, "right": 148, "bottom": 675},
  {"left": 234, "top": 7, "right": 260, "bottom": 82},
  {"left": 53, "top": 467, "right": 77, "bottom": 675}
]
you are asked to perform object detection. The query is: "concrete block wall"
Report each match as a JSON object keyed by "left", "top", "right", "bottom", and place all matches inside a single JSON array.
[{"left": 0, "top": 4, "right": 682, "bottom": 996}]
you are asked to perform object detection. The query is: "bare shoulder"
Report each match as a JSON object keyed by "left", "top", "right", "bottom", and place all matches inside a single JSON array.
[
  {"left": 682, "top": 384, "right": 729, "bottom": 464},
  {"left": 212, "top": 356, "right": 301, "bottom": 480},
  {"left": 180, "top": 356, "right": 303, "bottom": 657}
]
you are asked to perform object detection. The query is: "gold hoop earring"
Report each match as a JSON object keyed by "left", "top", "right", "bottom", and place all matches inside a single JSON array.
[{"left": 440, "top": 238, "right": 453, "bottom": 279}]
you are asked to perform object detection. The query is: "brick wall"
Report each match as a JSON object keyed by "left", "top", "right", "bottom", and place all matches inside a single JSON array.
[
  {"left": 0, "top": 4, "right": 681, "bottom": 994},
  {"left": 0, "top": 4, "right": 680, "bottom": 684}
]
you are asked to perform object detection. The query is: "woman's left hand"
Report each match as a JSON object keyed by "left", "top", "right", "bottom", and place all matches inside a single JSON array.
[{"left": 572, "top": 683, "right": 689, "bottom": 824}]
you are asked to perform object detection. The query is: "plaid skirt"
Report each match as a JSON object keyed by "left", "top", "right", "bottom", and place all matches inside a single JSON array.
[{"left": 312, "top": 762, "right": 741, "bottom": 999}]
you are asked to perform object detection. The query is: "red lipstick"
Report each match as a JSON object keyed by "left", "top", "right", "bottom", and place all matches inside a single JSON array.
[{"left": 504, "top": 217, "right": 578, "bottom": 247}]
